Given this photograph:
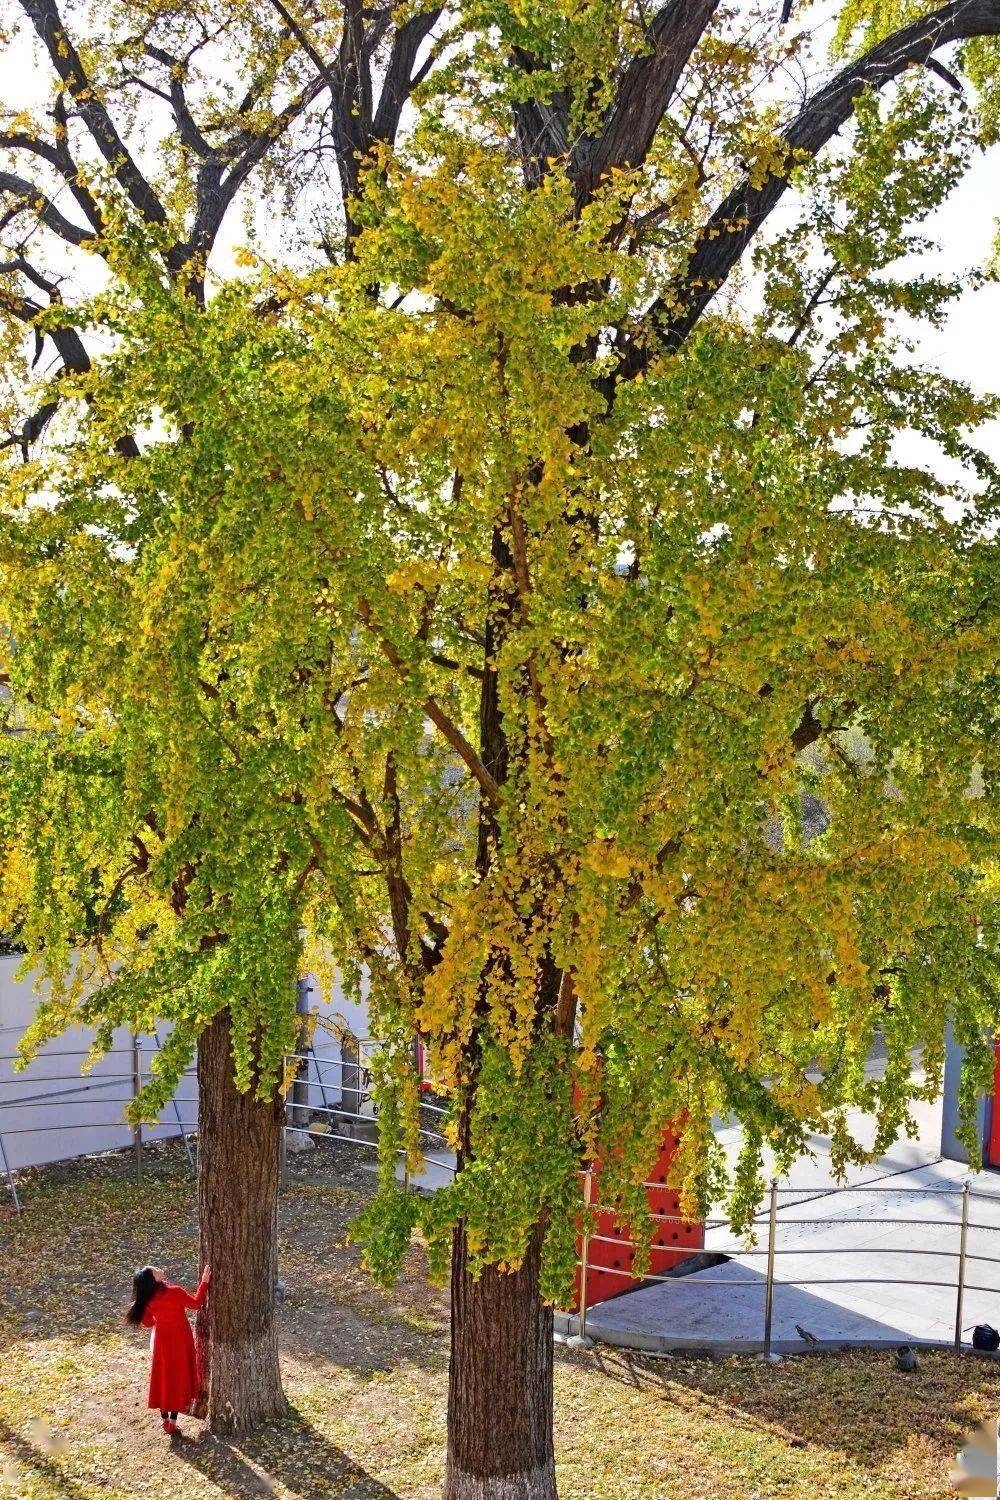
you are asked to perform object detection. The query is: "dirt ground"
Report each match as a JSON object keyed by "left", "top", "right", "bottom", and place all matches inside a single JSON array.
[{"left": 1, "top": 1139, "right": 997, "bottom": 1498}]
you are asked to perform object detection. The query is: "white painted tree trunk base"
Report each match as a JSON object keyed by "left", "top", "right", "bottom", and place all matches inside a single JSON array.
[{"left": 445, "top": 1465, "right": 558, "bottom": 1500}]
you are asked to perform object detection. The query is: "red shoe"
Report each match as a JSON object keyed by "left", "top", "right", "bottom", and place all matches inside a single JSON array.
[{"left": 162, "top": 1420, "right": 180, "bottom": 1435}]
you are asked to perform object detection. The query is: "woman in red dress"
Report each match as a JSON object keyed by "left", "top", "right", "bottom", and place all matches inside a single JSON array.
[{"left": 126, "top": 1263, "right": 211, "bottom": 1434}]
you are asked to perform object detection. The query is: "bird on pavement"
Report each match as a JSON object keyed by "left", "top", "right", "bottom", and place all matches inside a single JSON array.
[{"left": 794, "top": 1324, "right": 819, "bottom": 1345}]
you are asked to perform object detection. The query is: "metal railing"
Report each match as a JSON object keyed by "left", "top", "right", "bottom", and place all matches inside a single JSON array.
[
  {"left": 575, "top": 1172, "right": 996, "bottom": 1354},
  {"left": 278, "top": 1043, "right": 456, "bottom": 1188},
  {"left": 1, "top": 1038, "right": 456, "bottom": 1210},
  {"left": 3, "top": 1044, "right": 995, "bottom": 1360},
  {"left": 0, "top": 1036, "right": 197, "bottom": 1207}
]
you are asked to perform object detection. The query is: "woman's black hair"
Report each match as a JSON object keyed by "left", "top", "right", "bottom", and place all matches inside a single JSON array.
[{"left": 125, "top": 1266, "right": 161, "bottom": 1326}]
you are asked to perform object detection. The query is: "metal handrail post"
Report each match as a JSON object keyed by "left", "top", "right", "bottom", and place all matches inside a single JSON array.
[
  {"left": 763, "top": 1178, "right": 778, "bottom": 1356},
  {"left": 131, "top": 1035, "right": 143, "bottom": 1182},
  {"left": 579, "top": 1167, "right": 594, "bottom": 1342},
  {"left": 309, "top": 1042, "right": 333, "bottom": 1112},
  {"left": 0, "top": 1131, "right": 21, "bottom": 1211},
  {"left": 152, "top": 1032, "right": 194, "bottom": 1169},
  {"left": 279, "top": 1072, "right": 289, "bottom": 1191},
  {"left": 954, "top": 1178, "right": 970, "bottom": 1353}
]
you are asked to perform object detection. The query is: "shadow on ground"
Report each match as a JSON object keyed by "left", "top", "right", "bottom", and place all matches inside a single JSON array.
[
  {"left": 573, "top": 1340, "right": 1000, "bottom": 1467},
  {"left": 6, "top": 1142, "right": 1000, "bottom": 1499},
  {"left": 0, "top": 1417, "right": 95, "bottom": 1500},
  {"left": 176, "top": 1405, "right": 402, "bottom": 1500},
  {"left": 0, "top": 1140, "right": 448, "bottom": 1380}
]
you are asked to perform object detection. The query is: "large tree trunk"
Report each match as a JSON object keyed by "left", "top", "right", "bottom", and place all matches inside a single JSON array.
[
  {"left": 194, "top": 1010, "right": 287, "bottom": 1435},
  {"left": 445, "top": 1224, "right": 556, "bottom": 1500}
]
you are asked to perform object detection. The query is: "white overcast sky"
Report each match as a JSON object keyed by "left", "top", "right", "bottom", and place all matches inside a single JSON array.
[{"left": 904, "top": 153, "right": 1000, "bottom": 465}]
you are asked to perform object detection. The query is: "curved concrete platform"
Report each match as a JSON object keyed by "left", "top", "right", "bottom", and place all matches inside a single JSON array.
[{"left": 558, "top": 1157, "right": 1000, "bottom": 1357}]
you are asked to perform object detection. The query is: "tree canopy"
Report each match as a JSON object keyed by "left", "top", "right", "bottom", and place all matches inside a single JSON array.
[{"left": 0, "top": 0, "right": 998, "bottom": 1300}]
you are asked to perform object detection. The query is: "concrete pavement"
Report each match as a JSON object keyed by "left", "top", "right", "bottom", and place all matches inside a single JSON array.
[{"left": 563, "top": 1086, "right": 1000, "bottom": 1354}]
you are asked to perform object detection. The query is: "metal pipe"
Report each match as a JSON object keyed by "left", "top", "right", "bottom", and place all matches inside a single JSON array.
[
  {"left": 288, "top": 983, "right": 313, "bottom": 1128},
  {"left": 591, "top": 1205, "right": 972, "bottom": 1228},
  {"left": 299, "top": 1100, "right": 448, "bottom": 1142},
  {"left": 0, "top": 1120, "right": 201, "bottom": 1133},
  {"left": 275, "top": 1054, "right": 450, "bottom": 1115},
  {"left": 624, "top": 1182, "right": 976, "bottom": 1197},
  {"left": 0, "top": 1048, "right": 142, "bottom": 1061},
  {"left": 1, "top": 1090, "right": 154, "bottom": 1107},
  {"left": 0, "top": 1072, "right": 138, "bottom": 1087},
  {"left": 582, "top": 1233, "right": 970, "bottom": 1258},
  {"left": 131, "top": 1035, "right": 142, "bottom": 1183},
  {"left": 579, "top": 1167, "right": 593, "bottom": 1342},
  {"left": 278, "top": 1120, "right": 458, "bottom": 1174},
  {"left": 150, "top": 1033, "right": 194, "bottom": 1170},
  {"left": 308, "top": 1042, "right": 334, "bottom": 1113},
  {"left": 0, "top": 1130, "right": 21, "bottom": 1211},
  {"left": 763, "top": 1178, "right": 778, "bottom": 1356},
  {"left": 572, "top": 1260, "right": 980, "bottom": 1289},
  {"left": 0, "top": 1094, "right": 192, "bottom": 1108},
  {"left": 954, "top": 1179, "right": 970, "bottom": 1353},
  {"left": 283, "top": 1045, "right": 382, "bottom": 1064}
]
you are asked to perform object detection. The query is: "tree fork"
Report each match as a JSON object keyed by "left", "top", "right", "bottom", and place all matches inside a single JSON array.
[{"left": 195, "top": 1010, "right": 287, "bottom": 1435}]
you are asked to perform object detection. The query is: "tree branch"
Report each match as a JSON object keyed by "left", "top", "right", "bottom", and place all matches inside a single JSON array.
[
  {"left": 0, "top": 168, "right": 96, "bottom": 245},
  {"left": 371, "top": 7, "right": 442, "bottom": 145},
  {"left": 0, "top": 281, "right": 140, "bottom": 456},
  {"left": 356, "top": 599, "right": 503, "bottom": 807},
  {"left": 17, "top": 0, "right": 169, "bottom": 230},
  {"left": 143, "top": 46, "right": 215, "bottom": 158},
  {"left": 621, "top": 0, "right": 1000, "bottom": 376},
  {"left": 571, "top": 0, "right": 722, "bottom": 203},
  {"left": 0, "top": 106, "right": 104, "bottom": 234}
]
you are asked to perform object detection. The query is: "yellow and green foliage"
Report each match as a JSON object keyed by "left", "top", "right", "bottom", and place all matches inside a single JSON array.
[{"left": 0, "top": 0, "right": 997, "bottom": 1302}]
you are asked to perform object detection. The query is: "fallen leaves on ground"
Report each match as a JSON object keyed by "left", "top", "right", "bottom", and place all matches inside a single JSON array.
[{"left": 1, "top": 1142, "right": 997, "bottom": 1498}]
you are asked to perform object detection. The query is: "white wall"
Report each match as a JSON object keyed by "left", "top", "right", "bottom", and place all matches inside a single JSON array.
[
  {"left": 0, "top": 957, "right": 198, "bottom": 1173},
  {"left": 0, "top": 958, "right": 372, "bottom": 1181}
]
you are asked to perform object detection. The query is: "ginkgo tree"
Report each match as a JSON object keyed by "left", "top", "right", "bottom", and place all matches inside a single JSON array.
[{"left": 2, "top": 0, "right": 1000, "bottom": 1493}]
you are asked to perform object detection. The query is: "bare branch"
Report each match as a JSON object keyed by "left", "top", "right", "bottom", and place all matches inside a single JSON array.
[
  {"left": 0, "top": 281, "right": 140, "bottom": 456},
  {"left": 621, "top": 0, "right": 1000, "bottom": 376},
  {"left": 571, "top": 0, "right": 722, "bottom": 203},
  {"left": 144, "top": 45, "right": 215, "bottom": 157},
  {"left": 0, "top": 168, "right": 96, "bottom": 245},
  {"left": 372, "top": 7, "right": 442, "bottom": 144},
  {"left": 17, "top": 0, "right": 169, "bottom": 230}
]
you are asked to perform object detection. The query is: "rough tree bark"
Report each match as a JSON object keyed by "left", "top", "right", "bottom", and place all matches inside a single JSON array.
[
  {"left": 443, "top": 517, "right": 558, "bottom": 1499},
  {"left": 446, "top": 1225, "right": 556, "bottom": 1500},
  {"left": 194, "top": 1010, "right": 287, "bottom": 1435}
]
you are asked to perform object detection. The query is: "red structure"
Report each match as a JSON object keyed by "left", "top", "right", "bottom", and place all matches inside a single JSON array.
[
  {"left": 988, "top": 1040, "right": 1000, "bottom": 1169},
  {"left": 573, "top": 1125, "right": 705, "bottom": 1310}
]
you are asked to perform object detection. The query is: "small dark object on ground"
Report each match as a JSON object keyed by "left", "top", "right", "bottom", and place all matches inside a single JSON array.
[
  {"left": 972, "top": 1324, "right": 1000, "bottom": 1352},
  {"left": 794, "top": 1323, "right": 818, "bottom": 1345},
  {"left": 895, "top": 1346, "right": 918, "bottom": 1372}
]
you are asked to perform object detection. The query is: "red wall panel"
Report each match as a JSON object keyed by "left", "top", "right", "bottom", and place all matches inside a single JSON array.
[{"left": 572, "top": 1126, "right": 705, "bottom": 1310}]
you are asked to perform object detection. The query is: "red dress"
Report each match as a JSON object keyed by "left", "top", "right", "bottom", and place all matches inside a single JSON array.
[{"left": 141, "top": 1281, "right": 207, "bottom": 1413}]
